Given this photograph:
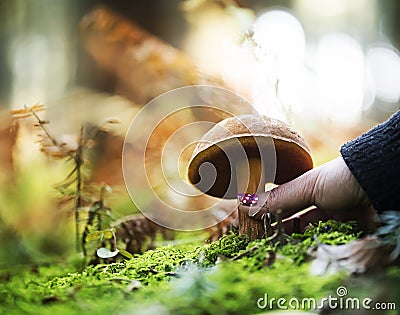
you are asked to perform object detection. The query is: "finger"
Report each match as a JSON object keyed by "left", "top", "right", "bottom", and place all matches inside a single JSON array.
[
  {"left": 267, "top": 168, "right": 319, "bottom": 218},
  {"left": 329, "top": 204, "right": 377, "bottom": 232},
  {"left": 237, "top": 192, "right": 269, "bottom": 220}
]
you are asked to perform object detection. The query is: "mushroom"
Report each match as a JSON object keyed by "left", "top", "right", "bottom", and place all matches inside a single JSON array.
[{"left": 188, "top": 114, "right": 313, "bottom": 240}]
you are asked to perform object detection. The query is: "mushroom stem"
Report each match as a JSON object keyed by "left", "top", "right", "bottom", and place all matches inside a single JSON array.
[
  {"left": 236, "top": 157, "right": 266, "bottom": 239},
  {"left": 236, "top": 158, "right": 264, "bottom": 193}
]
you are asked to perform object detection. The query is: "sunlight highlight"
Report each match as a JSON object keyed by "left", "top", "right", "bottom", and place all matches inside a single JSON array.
[
  {"left": 366, "top": 46, "right": 400, "bottom": 103},
  {"left": 316, "top": 33, "right": 364, "bottom": 125}
]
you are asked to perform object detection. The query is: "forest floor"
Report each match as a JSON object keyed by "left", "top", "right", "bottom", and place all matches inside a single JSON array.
[{"left": 1, "top": 220, "right": 399, "bottom": 315}]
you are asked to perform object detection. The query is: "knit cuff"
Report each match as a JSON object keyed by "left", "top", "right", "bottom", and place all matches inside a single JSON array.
[{"left": 340, "top": 111, "right": 400, "bottom": 212}]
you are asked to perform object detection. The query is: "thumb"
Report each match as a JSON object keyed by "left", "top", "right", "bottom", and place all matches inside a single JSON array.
[{"left": 267, "top": 167, "right": 320, "bottom": 218}]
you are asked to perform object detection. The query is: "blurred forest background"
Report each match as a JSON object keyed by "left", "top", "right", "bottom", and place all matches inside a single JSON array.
[{"left": 0, "top": 0, "right": 399, "bottom": 266}]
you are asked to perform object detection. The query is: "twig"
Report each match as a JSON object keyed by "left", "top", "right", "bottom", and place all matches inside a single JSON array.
[
  {"left": 230, "top": 244, "right": 260, "bottom": 261},
  {"left": 74, "top": 126, "right": 84, "bottom": 252},
  {"left": 27, "top": 105, "right": 74, "bottom": 160}
]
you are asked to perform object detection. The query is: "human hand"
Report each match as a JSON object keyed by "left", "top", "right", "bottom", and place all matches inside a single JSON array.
[{"left": 238, "top": 156, "right": 377, "bottom": 233}]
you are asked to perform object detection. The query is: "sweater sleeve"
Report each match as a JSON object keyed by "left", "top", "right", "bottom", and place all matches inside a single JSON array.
[{"left": 340, "top": 111, "right": 400, "bottom": 212}]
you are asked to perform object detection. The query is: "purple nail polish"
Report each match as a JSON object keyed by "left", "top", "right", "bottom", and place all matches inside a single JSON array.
[{"left": 237, "top": 193, "right": 259, "bottom": 206}]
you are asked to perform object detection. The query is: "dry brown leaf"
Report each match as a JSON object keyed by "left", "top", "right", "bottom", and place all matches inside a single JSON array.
[{"left": 309, "top": 235, "right": 398, "bottom": 275}]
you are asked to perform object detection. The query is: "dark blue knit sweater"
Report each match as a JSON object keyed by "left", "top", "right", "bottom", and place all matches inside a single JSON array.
[{"left": 340, "top": 111, "right": 400, "bottom": 212}]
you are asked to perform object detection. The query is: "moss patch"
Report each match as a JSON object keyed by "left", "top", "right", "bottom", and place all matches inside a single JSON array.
[{"left": 1, "top": 220, "right": 399, "bottom": 315}]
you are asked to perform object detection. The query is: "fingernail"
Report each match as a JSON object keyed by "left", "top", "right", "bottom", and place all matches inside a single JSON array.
[{"left": 237, "top": 193, "right": 258, "bottom": 206}]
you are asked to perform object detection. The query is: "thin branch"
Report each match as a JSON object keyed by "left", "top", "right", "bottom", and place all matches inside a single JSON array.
[
  {"left": 27, "top": 105, "right": 75, "bottom": 159},
  {"left": 75, "top": 126, "right": 84, "bottom": 252}
]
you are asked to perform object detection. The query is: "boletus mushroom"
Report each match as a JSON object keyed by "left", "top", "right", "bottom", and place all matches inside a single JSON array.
[{"left": 188, "top": 114, "right": 313, "bottom": 240}]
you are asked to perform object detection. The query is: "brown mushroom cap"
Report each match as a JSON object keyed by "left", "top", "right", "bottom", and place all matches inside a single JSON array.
[{"left": 188, "top": 114, "right": 313, "bottom": 199}]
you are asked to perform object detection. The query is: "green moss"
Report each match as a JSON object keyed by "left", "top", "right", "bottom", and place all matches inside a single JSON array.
[
  {"left": 1, "top": 220, "right": 397, "bottom": 315},
  {"left": 199, "top": 233, "right": 249, "bottom": 267},
  {"left": 292, "top": 220, "right": 363, "bottom": 244},
  {"left": 278, "top": 220, "right": 362, "bottom": 265}
]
